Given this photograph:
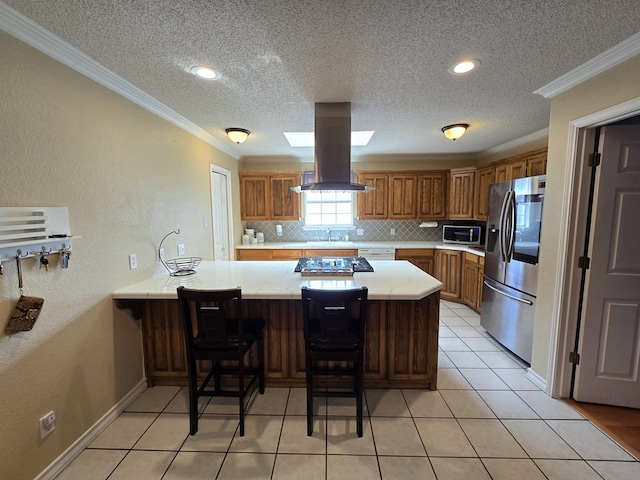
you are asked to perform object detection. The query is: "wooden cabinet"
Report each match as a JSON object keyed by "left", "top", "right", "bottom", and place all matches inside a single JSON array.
[
  {"left": 449, "top": 168, "right": 476, "bottom": 219},
  {"left": 461, "top": 252, "right": 484, "bottom": 312},
  {"left": 357, "top": 172, "right": 389, "bottom": 219},
  {"left": 493, "top": 147, "right": 548, "bottom": 182},
  {"left": 395, "top": 249, "right": 435, "bottom": 276},
  {"left": 239, "top": 172, "right": 300, "bottom": 221},
  {"left": 435, "top": 249, "right": 462, "bottom": 301},
  {"left": 417, "top": 172, "right": 448, "bottom": 219},
  {"left": 389, "top": 174, "right": 418, "bottom": 219},
  {"left": 236, "top": 248, "right": 357, "bottom": 260},
  {"left": 270, "top": 174, "right": 300, "bottom": 220},
  {"left": 474, "top": 165, "right": 494, "bottom": 221},
  {"left": 240, "top": 175, "right": 269, "bottom": 220}
]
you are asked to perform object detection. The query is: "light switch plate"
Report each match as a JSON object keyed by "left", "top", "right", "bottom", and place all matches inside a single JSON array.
[
  {"left": 178, "top": 244, "right": 185, "bottom": 255},
  {"left": 129, "top": 254, "right": 137, "bottom": 269}
]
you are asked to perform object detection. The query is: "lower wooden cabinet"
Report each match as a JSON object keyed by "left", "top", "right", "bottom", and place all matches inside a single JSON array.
[
  {"left": 132, "top": 294, "right": 440, "bottom": 389},
  {"left": 395, "top": 249, "right": 435, "bottom": 276},
  {"left": 236, "top": 248, "right": 357, "bottom": 260},
  {"left": 461, "top": 252, "right": 484, "bottom": 312},
  {"left": 435, "top": 249, "right": 462, "bottom": 301}
]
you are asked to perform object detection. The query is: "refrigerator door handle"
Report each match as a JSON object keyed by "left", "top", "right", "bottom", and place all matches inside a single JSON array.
[
  {"left": 499, "top": 191, "right": 511, "bottom": 262},
  {"left": 483, "top": 280, "right": 534, "bottom": 305},
  {"left": 505, "top": 191, "right": 516, "bottom": 260}
]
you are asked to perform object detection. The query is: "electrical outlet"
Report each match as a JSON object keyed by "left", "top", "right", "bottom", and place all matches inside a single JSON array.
[
  {"left": 39, "top": 410, "right": 56, "bottom": 439},
  {"left": 356, "top": 229, "right": 364, "bottom": 236},
  {"left": 178, "top": 243, "right": 185, "bottom": 256},
  {"left": 390, "top": 228, "right": 396, "bottom": 235},
  {"left": 129, "top": 253, "right": 137, "bottom": 270},
  {"left": 159, "top": 248, "right": 165, "bottom": 261}
]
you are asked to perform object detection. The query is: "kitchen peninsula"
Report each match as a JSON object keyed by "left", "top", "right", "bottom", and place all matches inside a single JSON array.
[{"left": 114, "top": 260, "right": 442, "bottom": 389}]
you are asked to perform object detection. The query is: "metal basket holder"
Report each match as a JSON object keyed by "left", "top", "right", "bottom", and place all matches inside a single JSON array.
[{"left": 158, "top": 229, "right": 201, "bottom": 276}]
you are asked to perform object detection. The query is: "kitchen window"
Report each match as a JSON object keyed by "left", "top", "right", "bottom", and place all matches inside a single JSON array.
[{"left": 304, "top": 191, "right": 354, "bottom": 227}]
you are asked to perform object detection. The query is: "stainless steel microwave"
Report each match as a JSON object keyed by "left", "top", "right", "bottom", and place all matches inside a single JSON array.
[{"left": 442, "top": 225, "right": 482, "bottom": 245}]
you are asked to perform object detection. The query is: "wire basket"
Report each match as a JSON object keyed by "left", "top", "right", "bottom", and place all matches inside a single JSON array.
[{"left": 164, "top": 256, "right": 201, "bottom": 276}]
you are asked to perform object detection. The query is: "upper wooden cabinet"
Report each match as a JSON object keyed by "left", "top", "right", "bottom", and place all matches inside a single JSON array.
[
  {"left": 240, "top": 173, "right": 300, "bottom": 221},
  {"left": 417, "top": 172, "right": 448, "bottom": 219},
  {"left": 449, "top": 168, "right": 476, "bottom": 219},
  {"left": 240, "top": 175, "right": 269, "bottom": 220},
  {"left": 494, "top": 147, "right": 548, "bottom": 182},
  {"left": 474, "top": 165, "right": 494, "bottom": 221},
  {"left": 389, "top": 174, "right": 418, "bottom": 219},
  {"left": 357, "top": 172, "right": 389, "bottom": 219}
]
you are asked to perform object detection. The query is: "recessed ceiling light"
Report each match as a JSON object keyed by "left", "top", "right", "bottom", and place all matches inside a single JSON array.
[
  {"left": 448, "top": 59, "right": 480, "bottom": 75},
  {"left": 283, "top": 131, "right": 375, "bottom": 147},
  {"left": 190, "top": 65, "right": 220, "bottom": 80}
]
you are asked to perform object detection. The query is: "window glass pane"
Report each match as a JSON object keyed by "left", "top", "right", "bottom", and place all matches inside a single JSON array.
[{"left": 304, "top": 192, "right": 354, "bottom": 226}]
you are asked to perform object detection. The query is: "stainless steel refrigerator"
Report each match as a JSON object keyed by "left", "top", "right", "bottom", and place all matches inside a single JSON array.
[{"left": 480, "top": 175, "right": 546, "bottom": 364}]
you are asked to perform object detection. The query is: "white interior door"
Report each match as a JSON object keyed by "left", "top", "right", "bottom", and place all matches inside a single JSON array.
[
  {"left": 574, "top": 125, "right": 640, "bottom": 408},
  {"left": 210, "top": 168, "right": 231, "bottom": 261}
]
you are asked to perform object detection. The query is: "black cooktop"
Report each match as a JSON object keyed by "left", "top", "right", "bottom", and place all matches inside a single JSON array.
[{"left": 294, "top": 256, "right": 374, "bottom": 274}]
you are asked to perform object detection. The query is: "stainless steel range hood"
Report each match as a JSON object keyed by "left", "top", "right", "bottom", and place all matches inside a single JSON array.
[{"left": 291, "top": 102, "right": 374, "bottom": 193}]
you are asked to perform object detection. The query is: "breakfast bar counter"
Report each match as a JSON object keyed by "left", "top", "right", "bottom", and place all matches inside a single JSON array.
[{"left": 114, "top": 260, "right": 442, "bottom": 389}]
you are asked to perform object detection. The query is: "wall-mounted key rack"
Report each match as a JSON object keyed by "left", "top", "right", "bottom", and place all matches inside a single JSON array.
[{"left": 0, "top": 207, "right": 80, "bottom": 266}]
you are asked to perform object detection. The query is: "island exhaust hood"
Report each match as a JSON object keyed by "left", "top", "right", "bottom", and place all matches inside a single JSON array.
[{"left": 290, "top": 102, "right": 374, "bottom": 193}]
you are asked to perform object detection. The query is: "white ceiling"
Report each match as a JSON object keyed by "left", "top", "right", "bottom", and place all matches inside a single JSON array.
[{"left": 3, "top": 1, "right": 640, "bottom": 161}]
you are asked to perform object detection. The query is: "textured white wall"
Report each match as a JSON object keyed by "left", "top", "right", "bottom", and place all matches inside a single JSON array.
[{"left": 0, "top": 32, "right": 240, "bottom": 479}]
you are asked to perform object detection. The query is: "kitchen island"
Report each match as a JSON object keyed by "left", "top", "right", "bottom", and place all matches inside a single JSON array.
[{"left": 114, "top": 260, "right": 442, "bottom": 389}]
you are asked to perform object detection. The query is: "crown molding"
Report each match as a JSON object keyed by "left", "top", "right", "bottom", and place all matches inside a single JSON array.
[
  {"left": 480, "top": 128, "right": 549, "bottom": 157},
  {"left": 0, "top": 2, "right": 239, "bottom": 159},
  {"left": 534, "top": 32, "right": 640, "bottom": 99}
]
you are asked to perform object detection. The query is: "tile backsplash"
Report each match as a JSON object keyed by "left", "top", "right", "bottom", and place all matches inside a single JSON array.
[{"left": 244, "top": 219, "right": 485, "bottom": 243}]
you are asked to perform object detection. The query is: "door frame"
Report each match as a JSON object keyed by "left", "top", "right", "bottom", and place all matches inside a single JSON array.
[
  {"left": 548, "top": 97, "right": 640, "bottom": 398},
  {"left": 210, "top": 163, "right": 235, "bottom": 261}
]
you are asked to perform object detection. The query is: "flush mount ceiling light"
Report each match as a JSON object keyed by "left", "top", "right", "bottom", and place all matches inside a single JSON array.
[
  {"left": 190, "top": 65, "right": 220, "bottom": 80},
  {"left": 448, "top": 59, "right": 480, "bottom": 75},
  {"left": 225, "top": 128, "right": 250, "bottom": 144},
  {"left": 441, "top": 124, "right": 469, "bottom": 140}
]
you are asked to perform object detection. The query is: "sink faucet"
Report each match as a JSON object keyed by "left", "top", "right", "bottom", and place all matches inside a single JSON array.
[{"left": 326, "top": 228, "right": 332, "bottom": 242}]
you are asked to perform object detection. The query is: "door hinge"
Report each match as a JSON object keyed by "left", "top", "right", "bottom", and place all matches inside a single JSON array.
[
  {"left": 578, "top": 256, "right": 590, "bottom": 269},
  {"left": 588, "top": 152, "right": 601, "bottom": 167},
  {"left": 569, "top": 351, "right": 581, "bottom": 365}
]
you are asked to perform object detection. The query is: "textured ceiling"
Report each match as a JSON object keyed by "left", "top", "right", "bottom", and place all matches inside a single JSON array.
[{"left": 4, "top": 1, "right": 640, "bottom": 160}]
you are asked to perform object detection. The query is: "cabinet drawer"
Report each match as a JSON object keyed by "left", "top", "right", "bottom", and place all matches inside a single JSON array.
[
  {"left": 271, "top": 249, "right": 303, "bottom": 260},
  {"left": 237, "top": 249, "right": 272, "bottom": 261},
  {"left": 396, "top": 248, "right": 435, "bottom": 257},
  {"left": 304, "top": 249, "right": 358, "bottom": 257}
]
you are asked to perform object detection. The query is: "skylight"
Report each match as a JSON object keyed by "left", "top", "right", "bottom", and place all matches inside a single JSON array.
[{"left": 283, "top": 131, "right": 374, "bottom": 147}]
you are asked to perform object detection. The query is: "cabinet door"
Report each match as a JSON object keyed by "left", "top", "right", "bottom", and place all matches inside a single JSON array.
[
  {"left": 357, "top": 173, "right": 388, "bottom": 219},
  {"left": 449, "top": 168, "right": 475, "bottom": 219},
  {"left": 527, "top": 156, "right": 547, "bottom": 177},
  {"left": 436, "top": 250, "right": 462, "bottom": 301},
  {"left": 417, "top": 173, "right": 447, "bottom": 219},
  {"left": 240, "top": 175, "right": 269, "bottom": 220},
  {"left": 389, "top": 174, "right": 418, "bottom": 219},
  {"left": 462, "top": 260, "right": 479, "bottom": 309},
  {"left": 474, "top": 166, "right": 494, "bottom": 221},
  {"left": 494, "top": 163, "right": 509, "bottom": 183},
  {"left": 270, "top": 174, "right": 300, "bottom": 220},
  {"left": 395, "top": 249, "right": 435, "bottom": 276},
  {"left": 510, "top": 159, "right": 528, "bottom": 180}
]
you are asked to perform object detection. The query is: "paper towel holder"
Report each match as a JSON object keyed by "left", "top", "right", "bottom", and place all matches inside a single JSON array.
[{"left": 419, "top": 221, "right": 438, "bottom": 228}]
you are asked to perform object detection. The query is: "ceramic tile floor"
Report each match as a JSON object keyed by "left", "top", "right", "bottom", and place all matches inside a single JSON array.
[{"left": 55, "top": 301, "right": 640, "bottom": 479}]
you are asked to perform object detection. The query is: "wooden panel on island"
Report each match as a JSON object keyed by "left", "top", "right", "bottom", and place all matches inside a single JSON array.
[{"left": 133, "top": 294, "right": 438, "bottom": 390}]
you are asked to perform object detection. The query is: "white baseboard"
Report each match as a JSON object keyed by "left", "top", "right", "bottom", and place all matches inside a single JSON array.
[
  {"left": 35, "top": 378, "right": 148, "bottom": 480},
  {"left": 526, "top": 368, "right": 548, "bottom": 392}
]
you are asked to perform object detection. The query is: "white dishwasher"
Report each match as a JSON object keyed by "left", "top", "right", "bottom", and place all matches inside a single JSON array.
[{"left": 357, "top": 247, "right": 396, "bottom": 261}]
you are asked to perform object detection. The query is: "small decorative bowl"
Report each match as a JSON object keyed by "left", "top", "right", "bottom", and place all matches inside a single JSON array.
[{"left": 164, "top": 256, "right": 201, "bottom": 276}]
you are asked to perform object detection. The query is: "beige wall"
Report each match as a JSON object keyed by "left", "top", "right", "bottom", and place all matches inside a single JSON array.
[
  {"left": 0, "top": 32, "right": 240, "bottom": 479},
  {"left": 531, "top": 54, "right": 640, "bottom": 380}
]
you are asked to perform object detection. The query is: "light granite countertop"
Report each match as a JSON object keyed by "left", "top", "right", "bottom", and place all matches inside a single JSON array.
[
  {"left": 113, "top": 260, "right": 443, "bottom": 301},
  {"left": 236, "top": 241, "right": 485, "bottom": 256}
]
